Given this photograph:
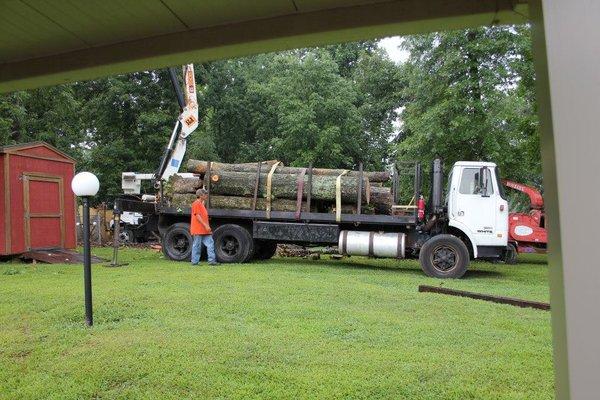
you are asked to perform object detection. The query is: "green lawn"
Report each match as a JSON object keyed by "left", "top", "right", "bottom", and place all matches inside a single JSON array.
[{"left": 0, "top": 248, "right": 553, "bottom": 399}]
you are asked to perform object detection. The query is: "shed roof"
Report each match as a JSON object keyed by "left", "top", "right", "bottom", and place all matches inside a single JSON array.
[{"left": 0, "top": 141, "right": 77, "bottom": 163}]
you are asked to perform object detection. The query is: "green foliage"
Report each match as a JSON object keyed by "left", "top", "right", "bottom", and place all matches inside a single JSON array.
[
  {"left": 0, "top": 27, "right": 541, "bottom": 204},
  {"left": 74, "top": 71, "right": 179, "bottom": 200},
  {"left": 396, "top": 25, "right": 540, "bottom": 185},
  {"left": 197, "top": 42, "right": 398, "bottom": 170},
  {"left": 0, "top": 86, "right": 86, "bottom": 159},
  {"left": 0, "top": 248, "right": 553, "bottom": 399}
]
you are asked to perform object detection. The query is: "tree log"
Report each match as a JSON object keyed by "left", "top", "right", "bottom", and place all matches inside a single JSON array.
[
  {"left": 167, "top": 174, "right": 202, "bottom": 194},
  {"left": 369, "top": 186, "right": 393, "bottom": 215},
  {"left": 169, "top": 194, "right": 313, "bottom": 212},
  {"left": 167, "top": 192, "right": 396, "bottom": 216},
  {"left": 205, "top": 171, "right": 370, "bottom": 203},
  {"left": 169, "top": 193, "right": 197, "bottom": 207},
  {"left": 187, "top": 159, "right": 390, "bottom": 182},
  {"left": 186, "top": 160, "right": 281, "bottom": 175}
]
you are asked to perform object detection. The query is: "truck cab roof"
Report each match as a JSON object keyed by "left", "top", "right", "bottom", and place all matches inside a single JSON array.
[{"left": 453, "top": 161, "right": 497, "bottom": 168}]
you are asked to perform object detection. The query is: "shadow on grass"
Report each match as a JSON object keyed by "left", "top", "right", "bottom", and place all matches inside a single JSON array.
[
  {"left": 270, "top": 257, "right": 508, "bottom": 280},
  {"left": 517, "top": 253, "right": 548, "bottom": 265},
  {"left": 269, "top": 257, "right": 426, "bottom": 276},
  {"left": 462, "top": 269, "right": 505, "bottom": 279}
]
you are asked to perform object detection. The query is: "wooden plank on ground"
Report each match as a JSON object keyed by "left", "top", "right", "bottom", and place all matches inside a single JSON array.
[
  {"left": 21, "top": 249, "right": 106, "bottom": 264},
  {"left": 418, "top": 285, "right": 550, "bottom": 311}
]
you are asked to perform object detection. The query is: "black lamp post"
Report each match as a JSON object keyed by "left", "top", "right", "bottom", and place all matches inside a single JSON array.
[{"left": 72, "top": 172, "right": 100, "bottom": 327}]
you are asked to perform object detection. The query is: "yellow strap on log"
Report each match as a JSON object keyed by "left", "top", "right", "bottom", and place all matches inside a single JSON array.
[
  {"left": 336, "top": 170, "right": 349, "bottom": 222},
  {"left": 266, "top": 161, "right": 281, "bottom": 219}
]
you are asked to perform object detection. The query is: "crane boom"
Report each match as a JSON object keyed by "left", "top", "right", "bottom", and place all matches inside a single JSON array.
[
  {"left": 155, "top": 64, "right": 199, "bottom": 182},
  {"left": 122, "top": 64, "right": 199, "bottom": 194}
]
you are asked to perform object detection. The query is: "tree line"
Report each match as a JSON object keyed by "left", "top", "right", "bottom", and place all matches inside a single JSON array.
[{"left": 0, "top": 25, "right": 539, "bottom": 205}]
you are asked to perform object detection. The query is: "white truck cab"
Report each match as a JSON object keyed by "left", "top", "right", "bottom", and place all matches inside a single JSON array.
[{"left": 446, "top": 161, "right": 509, "bottom": 258}]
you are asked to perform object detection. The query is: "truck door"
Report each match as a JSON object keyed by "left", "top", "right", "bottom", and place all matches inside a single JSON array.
[{"left": 450, "top": 167, "right": 500, "bottom": 246}]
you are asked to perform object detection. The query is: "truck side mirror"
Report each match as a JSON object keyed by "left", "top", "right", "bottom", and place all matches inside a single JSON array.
[{"left": 479, "top": 166, "right": 489, "bottom": 197}]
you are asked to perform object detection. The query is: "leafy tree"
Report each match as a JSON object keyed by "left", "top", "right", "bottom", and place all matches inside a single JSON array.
[
  {"left": 323, "top": 41, "right": 378, "bottom": 77},
  {"left": 196, "top": 43, "right": 402, "bottom": 171},
  {"left": 353, "top": 49, "right": 405, "bottom": 169},
  {"left": 0, "top": 86, "right": 85, "bottom": 159},
  {"left": 0, "top": 27, "right": 539, "bottom": 206},
  {"left": 74, "top": 71, "right": 179, "bottom": 200},
  {"left": 396, "top": 25, "right": 540, "bottom": 185}
]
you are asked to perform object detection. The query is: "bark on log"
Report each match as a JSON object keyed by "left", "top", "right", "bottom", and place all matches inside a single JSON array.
[
  {"left": 168, "top": 174, "right": 202, "bottom": 194},
  {"left": 187, "top": 160, "right": 281, "bottom": 175},
  {"left": 205, "top": 171, "right": 369, "bottom": 203},
  {"left": 168, "top": 193, "right": 393, "bottom": 215},
  {"left": 170, "top": 194, "right": 312, "bottom": 212},
  {"left": 169, "top": 193, "right": 197, "bottom": 207},
  {"left": 369, "top": 186, "right": 393, "bottom": 215},
  {"left": 187, "top": 159, "right": 390, "bottom": 182}
]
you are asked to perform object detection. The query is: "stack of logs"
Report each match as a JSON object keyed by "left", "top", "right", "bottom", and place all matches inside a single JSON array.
[{"left": 164, "top": 160, "right": 393, "bottom": 215}]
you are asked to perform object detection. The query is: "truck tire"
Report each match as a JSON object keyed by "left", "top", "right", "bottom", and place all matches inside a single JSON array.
[
  {"left": 119, "top": 227, "right": 134, "bottom": 245},
  {"left": 162, "top": 222, "right": 192, "bottom": 261},
  {"left": 419, "top": 234, "right": 469, "bottom": 279},
  {"left": 504, "top": 243, "right": 518, "bottom": 265},
  {"left": 254, "top": 240, "right": 278, "bottom": 260},
  {"left": 213, "top": 224, "right": 254, "bottom": 263}
]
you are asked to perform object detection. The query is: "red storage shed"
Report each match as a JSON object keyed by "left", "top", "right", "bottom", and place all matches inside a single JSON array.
[{"left": 1, "top": 142, "right": 76, "bottom": 255}]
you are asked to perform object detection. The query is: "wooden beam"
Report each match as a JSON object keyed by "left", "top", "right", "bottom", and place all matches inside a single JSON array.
[{"left": 418, "top": 285, "right": 551, "bottom": 311}]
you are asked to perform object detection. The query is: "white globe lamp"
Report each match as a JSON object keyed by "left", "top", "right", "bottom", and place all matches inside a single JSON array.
[
  {"left": 71, "top": 172, "right": 100, "bottom": 197},
  {"left": 71, "top": 171, "right": 100, "bottom": 327}
]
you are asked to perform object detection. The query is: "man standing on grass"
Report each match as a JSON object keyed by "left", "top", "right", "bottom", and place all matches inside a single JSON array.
[{"left": 191, "top": 188, "right": 218, "bottom": 266}]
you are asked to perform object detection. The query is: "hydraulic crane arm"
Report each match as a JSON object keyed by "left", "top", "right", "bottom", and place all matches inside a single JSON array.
[
  {"left": 155, "top": 64, "right": 199, "bottom": 183},
  {"left": 501, "top": 179, "right": 544, "bottom": 210},
  {"left": 122, "top": 64, "right": 198, "bottom": 194}
]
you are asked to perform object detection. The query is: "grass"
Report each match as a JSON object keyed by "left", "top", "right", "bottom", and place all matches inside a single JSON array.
[{"left": 0, "top": 248, "right": 553, "bottom": 399}]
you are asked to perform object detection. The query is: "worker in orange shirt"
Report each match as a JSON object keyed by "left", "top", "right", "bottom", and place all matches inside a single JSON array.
[{"left": 190, "top": 188, "right": 218, "bottom": 266}]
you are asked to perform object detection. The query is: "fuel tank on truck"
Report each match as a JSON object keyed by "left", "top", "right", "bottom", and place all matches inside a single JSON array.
[{"left": 339, "top": 231, "right": 406, "bottom": 259}]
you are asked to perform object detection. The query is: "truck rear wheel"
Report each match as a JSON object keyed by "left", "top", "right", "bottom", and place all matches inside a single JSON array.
[
  {"left": 213, "top": 224, "right": 254, "bottom": 263},
  {"left": 419, "top": 234, "right": 469, "bottom": 279},
  {"left": 254, "top": 240, "right": 278, "bottom": 260},
  {"left": 162, "top": 222, "right": 192, "bottom": 261}
]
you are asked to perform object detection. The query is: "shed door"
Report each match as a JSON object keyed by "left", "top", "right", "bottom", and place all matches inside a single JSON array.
[{"left": 23, "top": 174, "right": 65, "bottom": 250}]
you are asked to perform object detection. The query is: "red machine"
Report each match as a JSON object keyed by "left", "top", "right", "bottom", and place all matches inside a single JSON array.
[{"left": 502, "top": 179, "right": 547, "bottom": 262}]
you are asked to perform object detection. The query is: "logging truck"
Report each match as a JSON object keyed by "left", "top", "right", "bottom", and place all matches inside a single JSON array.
[
  {"left": 117, "top": 64, "right": 510, "bottom": 279},
  {"left": 119, "top": 157, "right": 509, "bottom": 279}
]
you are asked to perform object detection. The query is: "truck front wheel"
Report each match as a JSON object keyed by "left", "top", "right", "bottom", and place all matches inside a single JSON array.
[
  {"left": 213, "top": 224, "right": 254, "bottom": 263},
  {"left": 162, "top": 222, "right": 192, "bottom": 261},
  {"left": 419, "top": 234, "right": 469, "bottom": 279}
]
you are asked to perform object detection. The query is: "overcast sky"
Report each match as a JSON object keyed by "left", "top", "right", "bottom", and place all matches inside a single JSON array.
[{"left": 377, "top": 36, "right": 410, "bottom": 64}]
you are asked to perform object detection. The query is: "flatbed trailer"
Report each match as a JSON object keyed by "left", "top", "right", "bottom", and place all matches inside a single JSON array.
[{"left": 155, "top": 161, "right": 419, "bottom": 261}]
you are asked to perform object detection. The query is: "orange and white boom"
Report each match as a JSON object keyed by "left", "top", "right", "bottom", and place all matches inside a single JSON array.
[
  {"left": 122, "top": 64, "right": 199, "bottom": 194},
  {"left": 158, "top": 64, "right": 199, "bottom": 181}
]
